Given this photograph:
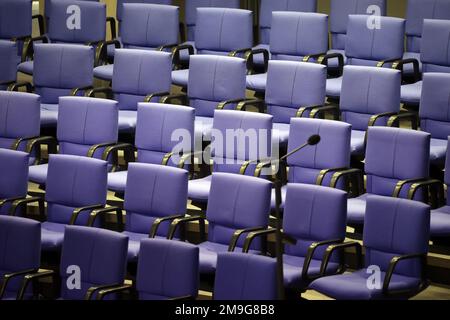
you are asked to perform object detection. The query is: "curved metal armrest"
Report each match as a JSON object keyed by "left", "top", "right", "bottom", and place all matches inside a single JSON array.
[
  {"left": 316, "top": 167, "right": 348, "bottom": 186},
  {"left": 217, "top": 98, "right": 248, "bottom": 110},
  {"left": 228, "top": 226, "right": 266, "bottom": 252},
  {"left": 368, "top": 112, "right": 399, "bottom": 127},
  {"left": 26, "top": 136, "right": 58, "bottom": 165},
  {"left": 309, "top": 105, "right": 340, "bottom": 120},
  {"left": 69, "top": 204, "right": 105, "bottom": 225},
  {"left": 302, "top": 239, "right": 344, "bottom": 282},
  {"left": 0, "top": 196, "right": 26, "bottom": 211},
  {"left": 296, "top": 105, "right": 326, "bottom": 118},
  {"left": 393, "top": 178, "right": 427, "bottom": 198},
  {"left": 86, "top": 87, "right": 113, "bottom": 99},
  {"left": 87, "top": 206, "right": 124, "bottom": 231},
  {"left": 17, "top": 270, "right": 55, "bottom": 300},
  {"left": 9, "top": 197, "right": 45, "bottom": 219},
  {"left": 22, "top": 35, "right": 49, "bottom": 62},
  {"left": 236, "top": 99, "right": 266, "bottom": 113},
  {"left": 97, "top": 284, "right": 133, "bottom": 300},
  {"left": 330, "top": 169, "right": 364, "bottom": 196},
  {"left": 392, "top": 58, "right": 421, "bottom": 83},
  {"left": 228, "top": 47, "right": 253, "bottom": 57},
  {"left": 168, "top": 215, "right": 205, "bottom": 240},
  {"left": 144, "top": 91, "right": 171, "bottom": 103},
  {"left": 161, "top": 152, "right": 174, "bottom": 166},
  {"left": 8, "top": 82, "right": 33, "bottom": 92},
  {"left": 302, "top": 52, "right": 327, "bottom": 62},
  {"left": 157, "top": 43, "right": 179, "bottom": 52},
  {"left": 177, "top": 151, "right": 202, "bottom": 169},
  {"left": 320, "top": 241, "right": 363, "bottom": 275},
  {"left": 150, "top": 214, "right": 186, "bottom": 238},
  {"left": 407, "top": 179, "right": 445, "bottom": 209},
  {"left": 387, "top": 112, "right": 418, "bottom": 129},
  {"left": 86, "top": 283, "right": 124, "bottom": 300},
  {"left": 87, "top": 142, "right": 117, "bottom": 158},
  {"left": 160, "top": 93, "right": 188, "bottom": 105},
  {"left": 0, "top": 268, "right": 38, "bottom": 299},
  {"left": 382, "top": 253, "right": 428, "bottom": 296},
  {"left": 11, "top": 135, "right": 40, "bottom": 150},
  {"left": 102, "top": 143, "right": 136, "bottom": 170},
  {"left": 106, "top": 17, "right": 117, "bottom": 40},
  {"left": 230, "top": 48, "right": 269, "bottom": 74},
  {"left": 96, "top": 39, "right": 121, "bottom": 66},
  {"left": 317, "top": 53, "right": 345, "bottom": 76},
  {"left": 172, "top": 44, "right": 195, "bottom": 69},
  {"left": 32, "top": 14, "right": 45, "bottom": 36},
  {"left": 376, "top": 58, "right": 400, "bottom": 68},
  {"left": 242, "top": 228, "right": 296, "bottom": 253},
  {"left": 71, "top": 86, "right": 94, "bottom": 96}
]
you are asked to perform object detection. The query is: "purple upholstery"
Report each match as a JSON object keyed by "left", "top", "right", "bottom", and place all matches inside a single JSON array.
[
  {"left": 282, "top": 184, "right": 347, "bottom": 289},
  {"left": 311, "top": 195, "right": 430, "bottom": 300},
  {"left": 197, "top": 172, "right": 272, "bottom": 273},
  {"left": 136, "top": 239, "right": 198, "bottom": 300},
  {"left": 347, "top": 127, "right": 430, "bottom": 224},
  {"left": 0, "top": 41, "right": 19, "bottom": 87},
  {"left": 44, "top": 0, "right": 99, "bottom": 18},
  {"left": 116, "top": 0, "right": 173, "bottom": 22},
  {"left": 59, "top": 226, "right": 128, "bottom": 300},
  {"left": 0, "top": 150, "right": 29, "bottom": 216},
  {"left": 0, "top": 215, "right": 40, "bottom": 299},
  {"left": 214, "top": 253, "right": 277, "bottom": 300},
  {"left": 122, "top": 163, "right": 188, "bottom": 261},
  {"left": 0, "top": 0, "right": 32, "bottom": 40},
  {"left": 340, "top": 65, "right": 401, "bottom": 155},
  {"left": 41, "top": 155, "right": 108, "bottom": 251}
]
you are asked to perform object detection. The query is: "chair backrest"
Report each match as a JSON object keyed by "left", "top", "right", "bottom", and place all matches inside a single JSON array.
[
  {"left": 340, "top": 65, "right": 401, "bottom": 131},
  {"left": 0, "top": 40, "right": 19, "bottom": 87},
  {"left": 135, "top": 103, "right": 194, "bottom": 166},
  {"left": 47, "top": 0, "right": 106, "bottom": 44},
  {"left": 0, "top": 0, "right": 32, "bottom": 39},
  {"left": 405, "top": 0, "right": 450, "bottom": 53},
  {"left": 287, "top": 118, "right": 351, "bottom": 185},
  {"left": 214, "top": 253, "right": 277, "bottom": 300},
  {"left": 206, "top": 172, "right": 272, "bottom": 248},
  {"left": 136, "top": 239, "right": 199, "bottom": 300},
  {"left": 194, "top": 8, "right": 253, "bottom": 55},
  {"left": 363, "top": 195, "right": 429, "bottom": 277},
  {"left": 365, "top": 127, "right": 430, "bottom": 197},
  {"left": 120, "top": 3, "right": 179, "bottom": 49},
  {"left": 124, "top": 163, "right": 188, "bottom": 237},
  {"left": 0, "top": 91, "right": 40, "bottom": 152},
  {"left": 283, "top": 184, "right": 347, "bottom": 259},
  {"left": 420, "top": 19, "right": 450, "bottom": 73},
  {"left": 0, "top": 150, "right": 29, "bottom": 213},
  {"left": 330, "top": 0, "right": 386, "bottom": 50},
  {"left": 45, "top": 154, "right": 107, "bottom": 225},
  {"left": 116, "top": 0, "right": 173, "bottom": 22},
  {"left": 44, "top": 0, "right": 99, "bottom": 18},
  {"left": 57, "top": 96, "right": 118, "bottom": 159},
  {"left": 269, "top": 12, "right": 328, "bottom": 61},
  {"left": 185, "top": 0, "right": 240, "bottom": 41},
  {"left": 345, "top": 15, "right": 405, "bottom": 66},
  {"left": 33, "top": 44, "right": 94, "bottom": 104},
  {"left": 0, "top": 216, "right": 40, "bottom": 297},
  {"left": 188, "top": 55, "right": 246, "bottom": 117},
  {"left": 211, "top": 110, "right": 273, "bottom": 175},
  {"left": 112, "top": 49, "right": 172, "bottom": 111},
  {"left": 259, "top": 0, "right": 317, "bottom": 45},
  {"left": 60, "top": 225, "right": 128, "bottom": 300},
  {"left": 265, "top": 60, "right": 327, "bottom": 123}
]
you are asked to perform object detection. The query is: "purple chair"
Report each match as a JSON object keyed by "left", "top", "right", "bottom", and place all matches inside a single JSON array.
[
  {"left": 95, "top": 239, "right": 199, "bottom": 300},
  {"left": 169, "top": 172, "right": 272, "bottom": 274},
  {"left": 310, "top": 195, "right": 430, "bottom": 300},
  {"left": 401, "top": 19, "right": 450, "bottom": 107},
  {"left": 324, "top": 15, "right": 405, "bottom": 98},
  {"left": 10, "top": 154, "right": 108, "bottom": 252},
  {"left": 19, "top": 225, "right": 128, "bottom": 300},
  {"left": 18, "top": 0, "right": 106, "bottom": 75},
  {"left": 188, "top": 109, "right": 272, "bottom": 206},
  {"left": 0, "top": 149, "right": 29, "bottom": 216},
  {"left": 106, "top": 103, "right": 194, "bottom": 194},
  {"left": 0, "top": 91, "right": 40, "bottom": 164},
  {"left": 0, "top": 215, "right": 40, "bottom": 300},
  {"left": 93, "top": 3, "right": 179, "bottom": 81},
  {"left": 90, "top": 49, "right": 172, "bottom": 132},
  {"left": 171, "top": 8, "right": 253, "bottom": 88},
  {"left": 43, "top": 0, "right": 99, "bottom": 18},
  {"left": 246, "top": 12, "right": 328, "bottom": 93},
  {"left": 27, "top": 96, "right": 118, "bottom": 186},
  {"left": 0, "top": 40, "right": 19, "bottom": 89},
  {"left": 343, "top": 127, "right": 431, "bottom": 225},
  {"left": 90, "top": 163, "right": 188, "bottom": 262},
  {"left": 116, "top": 0, "right": 173, "bottom": 26},
  {"left": 213, "top": 253, "right": 278, "bottom": 300}
]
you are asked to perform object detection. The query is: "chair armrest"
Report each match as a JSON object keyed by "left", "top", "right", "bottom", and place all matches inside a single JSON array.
[
  {"left": 26, "top": 136, "right": 58, "bottom": 165},
  {"left": 86, "top": 87, "right": 113, "bottom": 99},
  {"left": 11, "top": 135, "right": 41, "bottom": 150},
  {"left": 228, "top": 226, "right": 267, "bottom": 252},
  {"left": 217, "top": 98, "right": 248, "bottom": 110},
  {"left": 144, "top": 91, "right": 171, "bottom": 102},
  {"left": 17, "top": 270, "right": 55, "bottom": 300},
  {"left": 69, "top": 204, "right": 105, "bottom": 225},
  {"left": 96, "top": 39, "right": 121, "bottom": 66},
  {"left": 102, "top": 143, "right": 136, "bottom": 171},
  {"left": 87, "top": 206, "right": 124, "bottom": 231},
  {"left": 22, "top": 35, "right": 49, "bottom": 62},
  {"left": 387, "top": 112, "right": 418, "bottom": 129},
  {"left": 317, "top": 53, "right": 345, "bottom": 76},
  {"left": 302, "top": 52, "right": 327, "bottom": 62},
  {"left": 160, "top": 93, "right": 188, "bottom": 105},
  {"left": 302, "top": 239, "right": 344, "bottom": 282},
  {"left": 106, "top": 17, "right": 117, "bottom": 40},
  {"left": 315, "top": 167, "right": 348, "bottom": 186},
  {"left": 172, "top": 44, "right": 195, "bottom": 69},
  {"left": 32, "top": 14, "right": 45, "bottom": 36},
  {"left": 242, "top": 228, "right": 297, "bottom": 253},
  {"left": 71, "top": 86, "right": 94, "bottom": 96},
  {"left": 229, "top": 48, "right": 269, "bottom": 74},
  {"left": 8, "top": 81, "right": 33, "bottom": 92},
  {"left": 368, "top": 112, "right": 399, "bottom": 127},
  {"left": 228, "top": 47, "right": 253, "bottom": 57},
  {"left": 320, "top": 241, "right": 363, "bottom": 276},
  {"left": 149, "top": 214, "right": 186, "bottom": 238},
  {"left": 392, "top": 178, "right": 428, "bottom": 198},
  {"left": 85, "top": 283, "right": 124, "bottom": 300},
  {"left": 9, "top": 197, "right": 45, "bottom": 219},
  {"left": 376, "top": 58, "right": 400, "bottom": 68},
  {"left": 407, "top": 179, "right": 445, "bottom": 209},
  {"left": 309, "top": 105, "right": 340, "bottom": 120},
  {"left": 177, "top": 151, "right": 202, "bottom": 169},
  {"left": 0, "top": 268, "right": 38, "bottom": 299},
  {"left": 330, "top": 169, "right": 365, "bottom": 196},
  {"left": 382, "top": 253, "right": 428, "bottom": 296},
  {"left": 87, "top": 142, "right": 117, "bottom": 158},
  {"left": 0, "top": 197, "right": 27, "bottom": 211},
  {"left": 157, "top": 43, "right": 179, "bottom": 52},
  {"left": 236, "top": 99, "right": 266, "bottom": 113},
  {"left": 96, "top": 283, "right": 133, "bottom": 300},
  {"left": 392, "top": 58, "right": 421, "bottom": 83},
  {"left": 296, "top": 105, "right": 326, "bottom": 117},
  {"left": 168, "top": 215, "right": 205, "bottom": 240}
]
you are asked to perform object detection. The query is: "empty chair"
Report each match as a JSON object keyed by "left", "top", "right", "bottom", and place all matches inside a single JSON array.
[
  {"left": 0, "top": 41, "right": 19, "bottom": 89},
  {"left": 246, "top": 12, "right": 328, "bottom": 93},
  {"left": 310, "top": 195, "right": 430, "bottom": 300},
  {"left": 169, "top": 172, "right": 272, "bottom": 274},
  {"left": 106, "top": 103, "right": 194, "bottom": 194},
  {"left": 18, "top": 225, "right": 128, "bottom": 300},
  {"left": 90, "top": 49, "right": 172, "bottom": 133},
  {"left": 93, "top": 3, "right": 179, "bottom": 81},
  {"left": 10, "top": 154, "right": 108, "bottom": 252},
  {"left": 171, "top": 8, "right": 253, "bottom": 88},
  {"left": 18, "top": 0, "right": 106, "bottom": 75},
  {"left": 116, "top": 0, "right": 173, "bottom": 27},
  {"left": 401, "top": 19, "right": 450, "bottom": 107},
  {"left": 43, "top": 0, "right": 99, "bottom": 18},
  {"left": 0, "top": 215, "right": 40, "bottom": 300},
  {"left": 0, "top": 150, "right": 29, "bottom": 216},
  {"left": 95, "top": 239, "right": 199, "bottom": 300},
  {"left": 214, "top": 253, "right": 278, "bottom": 300}
]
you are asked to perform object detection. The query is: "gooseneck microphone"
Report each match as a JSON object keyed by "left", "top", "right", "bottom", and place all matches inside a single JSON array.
[{"left": 279, "top": 134, "right": 321, "bottom": 161}]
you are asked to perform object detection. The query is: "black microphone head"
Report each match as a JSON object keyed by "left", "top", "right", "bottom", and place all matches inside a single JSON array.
[{"left": 307, "top": 134, "right": 321, "bottom": 146}]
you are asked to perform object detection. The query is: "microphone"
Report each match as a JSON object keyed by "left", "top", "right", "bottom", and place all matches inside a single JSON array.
[{"left": 278, "top": 134, "right": 321, "bottom": 161}]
